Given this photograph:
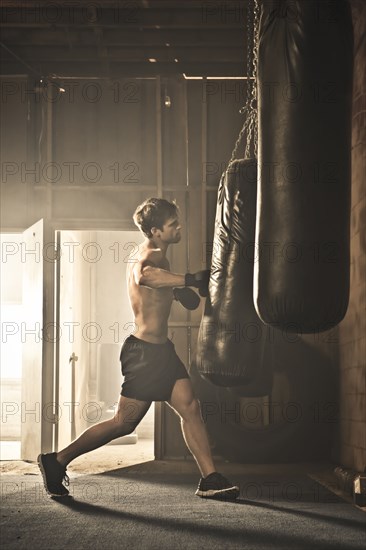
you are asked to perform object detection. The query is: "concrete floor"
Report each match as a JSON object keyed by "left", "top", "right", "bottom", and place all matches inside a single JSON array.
[
  {"left": 1, "top": 435, "right": 365, "bottom": 514},
  {"left": 1, "top": 442, "right": 363, "bottom": 511},
  {"left": 1, "top": 425, "right": 365, "bottom": 550},
  {"left": 1, "top": 457, "right": 365, "bottom": 550}
]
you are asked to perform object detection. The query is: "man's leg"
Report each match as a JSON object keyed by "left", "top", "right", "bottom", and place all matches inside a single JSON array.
[
  {"left": 167, "top": 378, "right": 215, "bottom": 478},
  {"left": 167, "top": 378, "right": 239, "bottom": 499},
  {"left": 57, "top": 396, "right": 151, "bottom": 466},
  {"left": 38, "top": 396, "right": 150, "bottom": 497}
]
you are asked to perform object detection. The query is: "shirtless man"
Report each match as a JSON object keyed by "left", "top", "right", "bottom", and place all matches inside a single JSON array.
[{"left": 38, "top": 198, "right": 239, "bottom": 500}]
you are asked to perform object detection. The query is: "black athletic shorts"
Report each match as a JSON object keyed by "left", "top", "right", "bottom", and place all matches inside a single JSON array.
[{"left": 120, "top": 335, "right": 190, "bottom": 402}]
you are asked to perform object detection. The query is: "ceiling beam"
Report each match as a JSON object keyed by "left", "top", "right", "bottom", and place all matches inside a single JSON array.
[
  {"left": 0, "top": 60, "right": 246, "bottom": 77},
  {"left": 1, "top": 45, "right": 244, "bottom": 63},
  {"left": 0, "top": 28, "right": 245, "bottom": 47},
  {"left": 0, "top": 5, "right": 248, "bottom": 29}
]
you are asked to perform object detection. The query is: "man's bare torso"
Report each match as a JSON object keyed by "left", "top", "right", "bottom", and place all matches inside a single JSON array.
[{"left": 127, "top": 245, "right": 173, "bottom": 344}]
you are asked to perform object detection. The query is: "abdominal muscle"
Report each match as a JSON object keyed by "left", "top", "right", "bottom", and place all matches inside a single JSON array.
[{"left": 127, "top": 265, "right": 174, "bottom": 344}]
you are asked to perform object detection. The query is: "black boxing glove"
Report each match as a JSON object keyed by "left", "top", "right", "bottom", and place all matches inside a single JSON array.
[
  {"left": 184, "top": 269, "right": 210, "bottom": 297},
  {"left": 173, "top": 287, "right": 200, "bottom": 310}
]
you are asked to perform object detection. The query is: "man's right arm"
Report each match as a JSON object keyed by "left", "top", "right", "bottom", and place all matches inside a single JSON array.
[
  {"left": 137, "top": 265, "right": 185, "bottom": 289},
  {"left": 134, "top": 250, "right": 209, "bottom": 294},
  {"left": 133, "top": 250, "right": 185, "bottom": 289}
]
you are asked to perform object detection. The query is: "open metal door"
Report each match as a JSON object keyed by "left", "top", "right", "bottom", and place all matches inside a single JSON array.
[
  {"left": 55, "top": 230, "right": 147, "bottom": 451},
  {"left": 21, "top": 219, "right": 54, "bottom": 459}
]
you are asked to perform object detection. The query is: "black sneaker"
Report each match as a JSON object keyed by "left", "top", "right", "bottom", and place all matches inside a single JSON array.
[
  {"left": 195, "top": 472, "right": 239, "bottom": 500},
  {"left": 37, "top": 453, "right": 70, "bottom": 498}
]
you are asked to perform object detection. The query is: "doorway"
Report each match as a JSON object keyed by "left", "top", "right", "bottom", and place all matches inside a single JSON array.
[{"left": 1, "top": 224, "right": 155, "bottom": 464}]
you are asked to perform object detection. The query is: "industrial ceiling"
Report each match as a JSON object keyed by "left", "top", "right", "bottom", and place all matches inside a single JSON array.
[{"left": 0, "top": 1, "right": 249, "bottom": 78}]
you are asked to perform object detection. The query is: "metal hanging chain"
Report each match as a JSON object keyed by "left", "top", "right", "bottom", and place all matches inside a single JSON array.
[
  {"left": 246, "top": 0, "right": 254, "bottom": 115},
  {"left": 228, "top": 0, "right": 260, "bottom": 164},
  {"left": 228, "top": 0, "right": 253, "bottom": 164},
  {"left": 247, "top": 0, "right": 260, "bottom": 159}
]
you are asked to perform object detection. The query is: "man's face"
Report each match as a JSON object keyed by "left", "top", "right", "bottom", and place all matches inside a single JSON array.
[{"left": 159, "top": 215, "right": 182, "bottom": 243}]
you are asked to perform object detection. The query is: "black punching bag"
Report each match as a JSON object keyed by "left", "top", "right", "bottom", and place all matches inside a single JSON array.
[
  {"left": 197, "top": 159, "right": 271, "bottom": 388},
  {"left": 255, "top": 0, "right": 354, "bottom": 333}
]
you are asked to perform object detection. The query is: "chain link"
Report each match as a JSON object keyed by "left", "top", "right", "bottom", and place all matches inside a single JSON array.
[
  {"left": 228, "top": 0, "right": 260, "bottom": 165},
  {"left": 251, "top": 0, "right": 260, "bottom": 159}
]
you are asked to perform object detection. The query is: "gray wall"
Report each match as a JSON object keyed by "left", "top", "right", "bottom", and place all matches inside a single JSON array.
[{"left": 335, "top": 0, "right": 366, "bottom": 472}]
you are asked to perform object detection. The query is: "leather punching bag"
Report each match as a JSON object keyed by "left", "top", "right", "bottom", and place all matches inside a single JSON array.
[
  {"left": 197, "top": 159, "right": 272, "bottom": 388},
  {"left": 255, "top": 0, "right": 354, "bottom": 333}
]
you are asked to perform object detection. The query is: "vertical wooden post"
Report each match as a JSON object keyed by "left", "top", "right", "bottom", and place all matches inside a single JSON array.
[
  {"left": 201, "top": 77, "right": 208, "bottom": 270},
  {"left": 156, "top": 75, "right": 163, "bottom": 198},
  {"left": 154, "top": 75, "right": 163, "bottom": 458}
]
